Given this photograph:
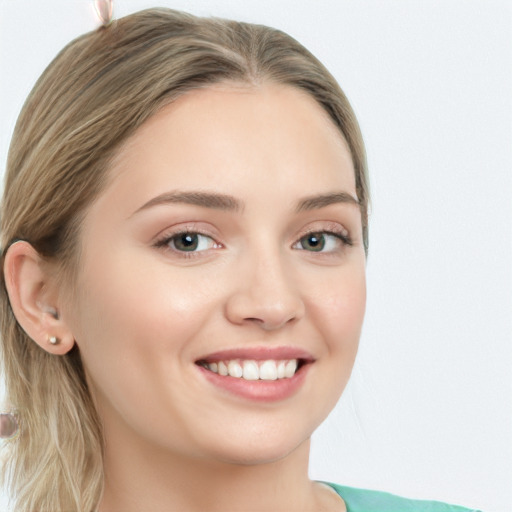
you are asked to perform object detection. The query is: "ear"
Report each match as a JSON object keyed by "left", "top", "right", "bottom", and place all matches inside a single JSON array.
[{"left": 3, "top": 241, "right": 75, "bottom": 355}]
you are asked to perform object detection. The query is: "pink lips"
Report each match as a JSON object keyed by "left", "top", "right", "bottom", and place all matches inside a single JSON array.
[
  {"left": 196, "top": 346, "right": 315, "bottom": 363},
  {"left": 195, "top": 346, "right": 315, "bottom": 402}
]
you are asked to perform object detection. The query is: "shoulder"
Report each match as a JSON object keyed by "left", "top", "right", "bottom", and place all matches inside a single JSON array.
[{"left": 320, "top": 482, "right": 483, "bottom": 512}]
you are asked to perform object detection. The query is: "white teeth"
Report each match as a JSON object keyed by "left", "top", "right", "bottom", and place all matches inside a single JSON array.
[
  {"left": 259, "top": 360, "right": 278, "bottom": 380},
  {"left": 204, "top": 359, "right": 300, "bottom": 380},
  {"left": 228, "top": 361, "right": 243, "bottom": 378},
  {"left": 242, "top": 360, "right": 259, "bottom": 380},
  {"left": 218, "top": 361, "right": 228, "bottom": 376},
  {"left": 284, "top": 360, "right": 298, "bottom": 378},
  {"left": 277, "top": 361, "right": 286, "bottom": 379}
]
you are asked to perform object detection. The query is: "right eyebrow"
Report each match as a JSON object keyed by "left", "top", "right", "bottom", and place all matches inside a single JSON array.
[{"left": 130, "top": 190, "right": 244, "bottom": 217}]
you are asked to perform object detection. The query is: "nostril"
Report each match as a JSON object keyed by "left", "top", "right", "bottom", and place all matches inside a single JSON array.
[
  {"left": 224, "top": 282, "right": 305, "bottom": 330},
  {"left": 249, "top": 315, "right": 298, "bottom": 331}
]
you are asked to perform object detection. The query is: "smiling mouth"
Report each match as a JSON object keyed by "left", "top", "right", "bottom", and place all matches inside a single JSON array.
[
  {"left": 195, "top": 348, "right": 315, "bottom": 401},
  {"left": 196, "top": 358, "right": 309, "bottom": 381}
]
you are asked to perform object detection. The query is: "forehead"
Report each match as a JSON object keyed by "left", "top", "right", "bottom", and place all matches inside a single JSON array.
[{"left": 93, "top": 83, "right": 356, "bottom": 216}]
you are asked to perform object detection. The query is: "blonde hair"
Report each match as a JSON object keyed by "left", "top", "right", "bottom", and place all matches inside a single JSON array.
[{"left": 0, "top": 8, "right": 369, "bottom": 511}]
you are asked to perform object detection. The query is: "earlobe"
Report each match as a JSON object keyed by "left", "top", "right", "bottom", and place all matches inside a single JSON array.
[{"left": 3, "top": 241, "right": 75, "bottom": 355}]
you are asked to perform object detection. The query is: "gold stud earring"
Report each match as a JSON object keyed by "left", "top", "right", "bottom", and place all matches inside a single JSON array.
[{"left": 48, "top": 335, "right": 59, "bottom": 345}]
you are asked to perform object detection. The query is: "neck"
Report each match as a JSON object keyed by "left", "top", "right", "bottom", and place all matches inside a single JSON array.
[{"left": 99, "top": 431, "right": 322, "bottom": 512}]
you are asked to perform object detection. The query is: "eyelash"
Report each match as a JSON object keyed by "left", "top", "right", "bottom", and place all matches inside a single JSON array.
[{"left": 153, "top": 227, "right": 353, "bottom": 259}]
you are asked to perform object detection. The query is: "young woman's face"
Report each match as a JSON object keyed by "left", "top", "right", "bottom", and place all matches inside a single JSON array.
[{"left": 66, "top": 84, "right": 366, "bottom": 464}]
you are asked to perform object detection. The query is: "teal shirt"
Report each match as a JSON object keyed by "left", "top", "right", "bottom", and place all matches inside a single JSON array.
[{"left": 322, "top": 482, "right": 482, "bottom": 512}]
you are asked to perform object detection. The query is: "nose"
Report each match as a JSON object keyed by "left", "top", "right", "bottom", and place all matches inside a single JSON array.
[{"left": 224, "top": 252, "right": 305, "bottom": 331}]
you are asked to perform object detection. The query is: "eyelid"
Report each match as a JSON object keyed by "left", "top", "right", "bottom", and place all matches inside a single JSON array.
[
  {"left": 296, "top": 221, "right": 351, "bottom": 241},
  {"left": 152, "top": 221, "right": 221, "bottom": 243}
]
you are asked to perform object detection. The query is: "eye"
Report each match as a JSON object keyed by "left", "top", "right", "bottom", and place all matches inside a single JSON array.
[
  {"left": 157, "top": 232, "right": 219, "bottom": 253},
  {"left": 293, "top": 231, "right": 352, "bottom": 253}
]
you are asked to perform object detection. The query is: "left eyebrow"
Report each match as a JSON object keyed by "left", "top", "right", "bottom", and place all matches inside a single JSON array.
[{"left": 295, "top": 192, "right": 360, "bottom": 212}]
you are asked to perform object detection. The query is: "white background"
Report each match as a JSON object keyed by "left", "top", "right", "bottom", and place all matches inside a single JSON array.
[{"left": 1, "top": 1, "right": 511, "bottom": 511}]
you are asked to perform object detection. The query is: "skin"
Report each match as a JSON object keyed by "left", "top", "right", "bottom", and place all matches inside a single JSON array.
[{"left": 6, "top": 83, "right": 366, "bottom": 511}]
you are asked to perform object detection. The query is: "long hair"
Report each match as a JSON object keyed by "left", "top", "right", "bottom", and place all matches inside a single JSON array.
[{"left": 0, "top": 8, "right": 369, "bottom": 511}]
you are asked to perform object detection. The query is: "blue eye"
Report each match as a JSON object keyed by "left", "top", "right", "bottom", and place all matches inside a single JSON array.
[
  {"left": 161, "top": 232, "right": 217, "bottom": 253},
  {"left": 300, "top": 233, "right": 326, "bottom": 252},
  {"left": 294, "top": 231, "right": 351, "bottom": 253}
]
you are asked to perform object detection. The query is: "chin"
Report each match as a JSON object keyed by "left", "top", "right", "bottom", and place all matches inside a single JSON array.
[{"left": 201, "top": 430, "right": 311, "bottom": 467}]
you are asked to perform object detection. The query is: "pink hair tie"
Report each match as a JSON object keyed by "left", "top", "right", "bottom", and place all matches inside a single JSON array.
[
  {"left": 94, "top": 0, "right": 114, "bottom": 27},
  {"left": 0, "top": 412, "right": 19, "bottom": 440}
]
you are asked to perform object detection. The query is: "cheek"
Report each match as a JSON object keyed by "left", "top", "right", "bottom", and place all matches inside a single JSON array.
[
  {"left": 76, "top": 252, "right": 212, "bottom": 335},
  {"left": 308, "top": 262, "right": 366, "bottom": 351},
  {"left": 69, "top": 254, "right": 219, "bottom": 391},
  {"left": 297, "top": 263, "right": 366, "bottom": 427},
  {"left": 68, "top": 255, "right": 226, "bottom": 437}
]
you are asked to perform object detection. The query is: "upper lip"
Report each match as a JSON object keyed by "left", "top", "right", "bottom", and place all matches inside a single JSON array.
[{"left": 195, "top": 346, "right": 316, "bottom": 364}]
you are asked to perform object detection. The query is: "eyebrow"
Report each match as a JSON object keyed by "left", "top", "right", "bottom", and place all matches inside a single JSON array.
[
  {"left": 133, "top": 191, "right": 243, "bottom": 215},
  {"left": 295, "top": 192, "right": 360, "bottom": 212},
  {"left": 132, "top": 190, "right": 360, "bottom": 216}
]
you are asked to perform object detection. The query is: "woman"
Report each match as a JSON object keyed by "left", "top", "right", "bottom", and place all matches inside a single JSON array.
[{"left": 0, "top": 7, "right": 480, "bottom": 512}]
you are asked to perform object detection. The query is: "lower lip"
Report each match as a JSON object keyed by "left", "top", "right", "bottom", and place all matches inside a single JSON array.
[{"left": 197, "top": 363, "right": 311, "bottom": 402}]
